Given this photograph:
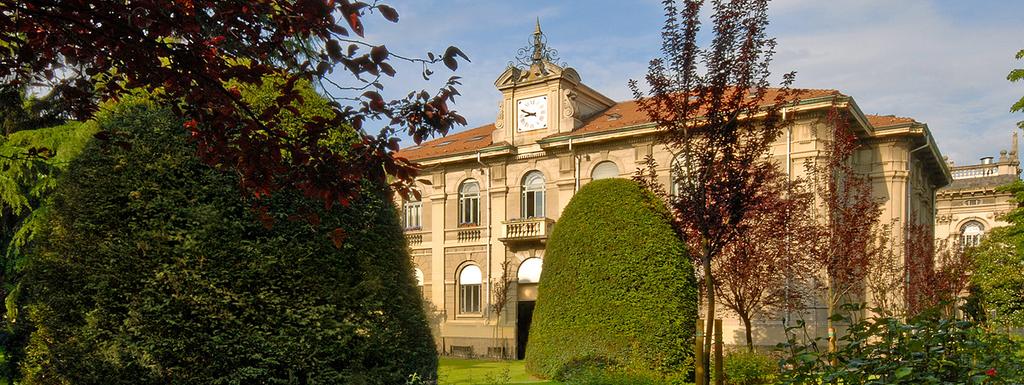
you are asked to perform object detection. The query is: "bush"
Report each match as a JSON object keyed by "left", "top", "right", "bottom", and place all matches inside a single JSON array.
[
  {"left": 524, "top": 179, "right": 698, "bottom": 380},
  {"left": 720, "top": 350, "right": 776, "bottom": 385},
  {"left": 777, "top": 304, "right": 1024, "bottom": 384},
  {"left": 18, "top": 101, "right": 436, "bottom": 384}
]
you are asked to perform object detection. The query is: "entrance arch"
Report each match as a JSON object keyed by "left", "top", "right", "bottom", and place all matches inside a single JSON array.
[{"left": 516, "top": 257, "right": 543, "bottom": 359}]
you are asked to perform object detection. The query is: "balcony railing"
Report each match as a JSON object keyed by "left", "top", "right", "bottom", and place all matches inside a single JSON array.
[
  {"left": 444, "top": 226, "right": 486, "bottom": 244},
  {"left": 500, "top": 218, "right": 554, "bottom": 242},
  {"left": 404, "top": 230, "right": 430, "bottom": 246}
]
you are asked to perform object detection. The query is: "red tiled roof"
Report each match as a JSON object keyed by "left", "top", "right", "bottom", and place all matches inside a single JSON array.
[
  {"left": 399, "top": 88, "right": 844, "bottom": 161},
  {"left": 565, "top": 88, "right": 841, "bottom": 137},
  {"left": 396, "top": 124, "right": 498, "bottom": 161},
  {"left": 866, "top": 114, "right": 917, "bottom": 128}
]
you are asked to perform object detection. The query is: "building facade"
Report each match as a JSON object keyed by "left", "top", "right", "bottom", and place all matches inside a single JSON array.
[
  {"left": 935, "top": 133, "right": 1021, "bottom": 249},
  {"left": 397, "top": 26, "right": 951, "bottom": 357}
]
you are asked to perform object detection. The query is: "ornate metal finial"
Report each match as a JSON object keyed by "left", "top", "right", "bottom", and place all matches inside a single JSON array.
[{"left": 510, "top": 18, "right": 565, "bottom": 76}]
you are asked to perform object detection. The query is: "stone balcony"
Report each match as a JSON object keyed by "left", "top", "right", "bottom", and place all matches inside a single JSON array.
[{"left": 499, "top": 217, "right": 554, "bottom": 242}]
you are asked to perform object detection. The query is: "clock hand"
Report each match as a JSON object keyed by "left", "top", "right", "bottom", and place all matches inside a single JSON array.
[{"left": 520, "top": 109, "right": 537, "bottom": 117}]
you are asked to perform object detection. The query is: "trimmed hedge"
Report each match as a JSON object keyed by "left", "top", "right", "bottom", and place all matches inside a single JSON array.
[
  {"left": 19, "top": 101, "right": 436, "bottom": 384},
  {"left": 524, "top": 178, "right": 697, "bottom": 380}
]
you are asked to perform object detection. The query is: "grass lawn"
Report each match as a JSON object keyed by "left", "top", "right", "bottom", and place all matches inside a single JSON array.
[{"left": 438, "top": 357, "right": 560, "bottom": 385}]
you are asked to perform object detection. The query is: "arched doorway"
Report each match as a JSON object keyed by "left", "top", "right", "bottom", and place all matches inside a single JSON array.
[{"left": 516, "top": 257, "right": 542, "bottom": 359}]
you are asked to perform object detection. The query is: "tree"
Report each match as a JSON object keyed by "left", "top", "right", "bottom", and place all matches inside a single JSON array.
[
  {"left": 18, "top": 99, "right": 436, "bottom": 384},
  {"left": 525, "top": 179, "right": 697, "bottom": 381},
  {"left": 0, "top": 120, "right": 97, "bottom": 383},
  {"left": 0, "top": 1, "right": 471, "bottom": 219},
  {"left": 805, "top": 106, "right": 884, "bottom": 351},
  {"left": 970, "top": 180, "right": 1024, "bottom": 327},
  {"left": 714, "top": 169, "right": 817, "bottom": 351},
  {"left": 1009, "top": 49, "right": 1024, "bottom": 128},
  {"left": 629, "top": 0, "right": 796, "bottom": 378},
  {"left": 489, "top": 258, "right": 514, "bottom": 359}
]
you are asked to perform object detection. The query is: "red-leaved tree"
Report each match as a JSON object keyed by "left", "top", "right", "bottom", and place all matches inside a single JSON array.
[
  {"left": 0, "top": 1, "right": 469, "bottom": 241},
  {"left": 806, "top": 105, "right": 884, "bottom": 352},
  {"left": 629, "top": 0, "right": 796, "bottom": 378},
  {"left": 715, "top": 167, "right": 817, "bottom": 351},
  {"left": 905, "top": 222, "right": 973, "bottom": 317}
]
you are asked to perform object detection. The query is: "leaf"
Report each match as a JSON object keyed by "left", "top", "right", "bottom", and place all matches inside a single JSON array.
[
  {"left": 326, "top": 39, "right": 343, "bottom": 61},
  {"left": 379, "top": 62, "right": 395, "bottom": 77},
  {"left": 330, "top": 227, "right": 347, "bottom": 248},
  {"left": 443, "top": 57, "right": 457, "bottom": 71},
  {"left": 894, "top": 366, "right": 912, "bottom": 378},
  {"left": 346, "top": 11, "right": 364, "bottom": 37},
  {"left": 444, "top": 46, "right": 470, "bottom": 62},
  {"left": 377, "top": 4, "right": 399, "bottom": 22},
  {"left": 370, "top": 45, "right": 389, "bottom": 63}
]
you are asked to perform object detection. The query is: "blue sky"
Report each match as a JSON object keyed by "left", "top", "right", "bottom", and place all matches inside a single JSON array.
[{"left": 351, "top": 0, "right": 1024, "bottom": 164}]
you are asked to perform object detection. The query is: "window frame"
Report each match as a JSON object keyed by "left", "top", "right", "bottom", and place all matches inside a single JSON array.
[
  {"left": 402, "top": 200, "right": 422, "bottom": 230},
  {"left": 960, "top": 220, "right": 985, "bottom": 248},
  {"left": 458, "top": 265, "right": 482, "bottom": 314},
  {"left": 591, "top": 160, "right": 620, "bottom": 180},
  {"left": 521, "top": 171, "right": 546, "bottom": 218},
  {"left": 458, "top": 180, "right": 481, "bottom": 226}
]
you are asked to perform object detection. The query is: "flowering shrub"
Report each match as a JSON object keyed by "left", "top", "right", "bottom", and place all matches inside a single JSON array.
[{"left": 776, "top": 304, "right": 1024, "bottom": 384}]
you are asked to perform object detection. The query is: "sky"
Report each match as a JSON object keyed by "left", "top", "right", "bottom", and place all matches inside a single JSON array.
[{"left": 349, "top": 0, "right": 1024, "bottom": 164}]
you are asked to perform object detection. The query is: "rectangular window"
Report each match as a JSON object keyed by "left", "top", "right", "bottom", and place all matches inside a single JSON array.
[
  {"left": 459, "top": 284, "right": 481, "bottom": 313},
  {"left": 522, "top": 191, "right": 545, "bottom": 218},
  {"left": 460, "top": 196, "right": 479, "bottom": 225},
  {"left": 403, "top": 201, "right": 422, "bottom": 229}
]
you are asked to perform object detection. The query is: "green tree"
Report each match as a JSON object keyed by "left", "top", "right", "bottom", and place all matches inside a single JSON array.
[
  {"left": 970, "top": 181, "right": 1024, "bottom": 327},
  {"left": 1009, "top": 49, "right": 1024, "bottom": 128},
  {"left": 525, "top": 179, "right": 697, "bottom": 381},
  {"left": 17, "top": 100, "right": 436, "bottom": 384},
  {"left": 0, "top": 120, "right": 97, "bottom": 382}
]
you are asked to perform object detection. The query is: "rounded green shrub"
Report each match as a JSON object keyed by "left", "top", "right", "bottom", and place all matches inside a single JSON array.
[
  {"left": 19, "top": 101, "right": 436, "bottom": 384},
  {"left": 524, "top": 178, "right": 697, "bottom": 380}
]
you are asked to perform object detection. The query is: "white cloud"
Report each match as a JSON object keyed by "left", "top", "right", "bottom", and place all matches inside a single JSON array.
[
  {"left": 767, "top": 0, "right": 1024, "bottom": 162},
  {"left": 331, "top": 1, "right": 1024, "bottom": 162}
]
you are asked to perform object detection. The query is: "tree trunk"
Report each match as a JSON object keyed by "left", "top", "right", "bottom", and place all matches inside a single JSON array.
[
  {"left": 827, "top": 284, "right": 837, "bottom": 359},
  {"left": 741, "top": 314, "right": 754, "bottom": 352},
  {"left": 702, "top": 249, "right": 715, "bottom": 385}
]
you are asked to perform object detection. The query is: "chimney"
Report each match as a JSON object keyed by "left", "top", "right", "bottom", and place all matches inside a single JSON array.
[{"left": 980, "top": 156, "right": 994, "bottom": 165}]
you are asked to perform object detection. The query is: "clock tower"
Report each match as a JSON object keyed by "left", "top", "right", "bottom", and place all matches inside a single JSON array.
[{"left": 491, "top": 20, "right": 616, "bottom": 148}]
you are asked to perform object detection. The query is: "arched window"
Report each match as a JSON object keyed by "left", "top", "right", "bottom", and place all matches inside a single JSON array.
[
  {"left": 458, "top": 265, "right": 482, "bottom": 314},
  {"left": 517, "top": 258, "right": 543, "bottom": 284},
  {"left": 591, "top": 161, "right": 619, "bottom": 180},
  {"left": 960, "top": 221, "right": 985, "bottom": 248},
  {"left": 669, "top": 153, "right": 690, "bottom": 196},
  {"left": 459, "top": 180, "right": 480, "bottom": 225},
  {"left": 414, "top": 268, "right": 424, "bottom": 287},
  {"left": 521, "top": 171, "right": 546, "bottom": 218}
]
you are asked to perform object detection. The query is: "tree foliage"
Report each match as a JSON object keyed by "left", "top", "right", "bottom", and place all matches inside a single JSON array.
[
  {"left": 525, "top": 179, "right": 697, "bottom": 381},
  {"left": 17, "top": 100, "right": 436, "bottom": 384},
  {"left": 0, "top": 119, "right": 97, "bottom": 382},
  {"left": 713, "top": 168, "right": 817, "bottom": 351},
  {"left": 803, "top": 106, "right": 884, "bottom": 350},
  {"left": 1009, "top": 49, "right": 1024, "bottom": 129},
  {"left": 970, "top": 180, "right": 1024, "bottom": 327},
  {"left": 629, "top": 0, "right": 796, "bottom": 377},
  {"left": 1, "top": 0, "right": 470, "bottom": 215}
]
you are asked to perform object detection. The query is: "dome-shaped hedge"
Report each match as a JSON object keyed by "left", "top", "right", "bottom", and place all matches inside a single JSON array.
[
  {"left": 525, "top": 178, "right": 697, "bottom": 379},
  {"left": 19, "top": 101, "right": 436, "bottom": 384}
]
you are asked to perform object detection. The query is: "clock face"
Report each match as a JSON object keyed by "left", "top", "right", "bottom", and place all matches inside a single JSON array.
[{"left": 517, "top": 96, "right": 548, "bottom": 132}]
